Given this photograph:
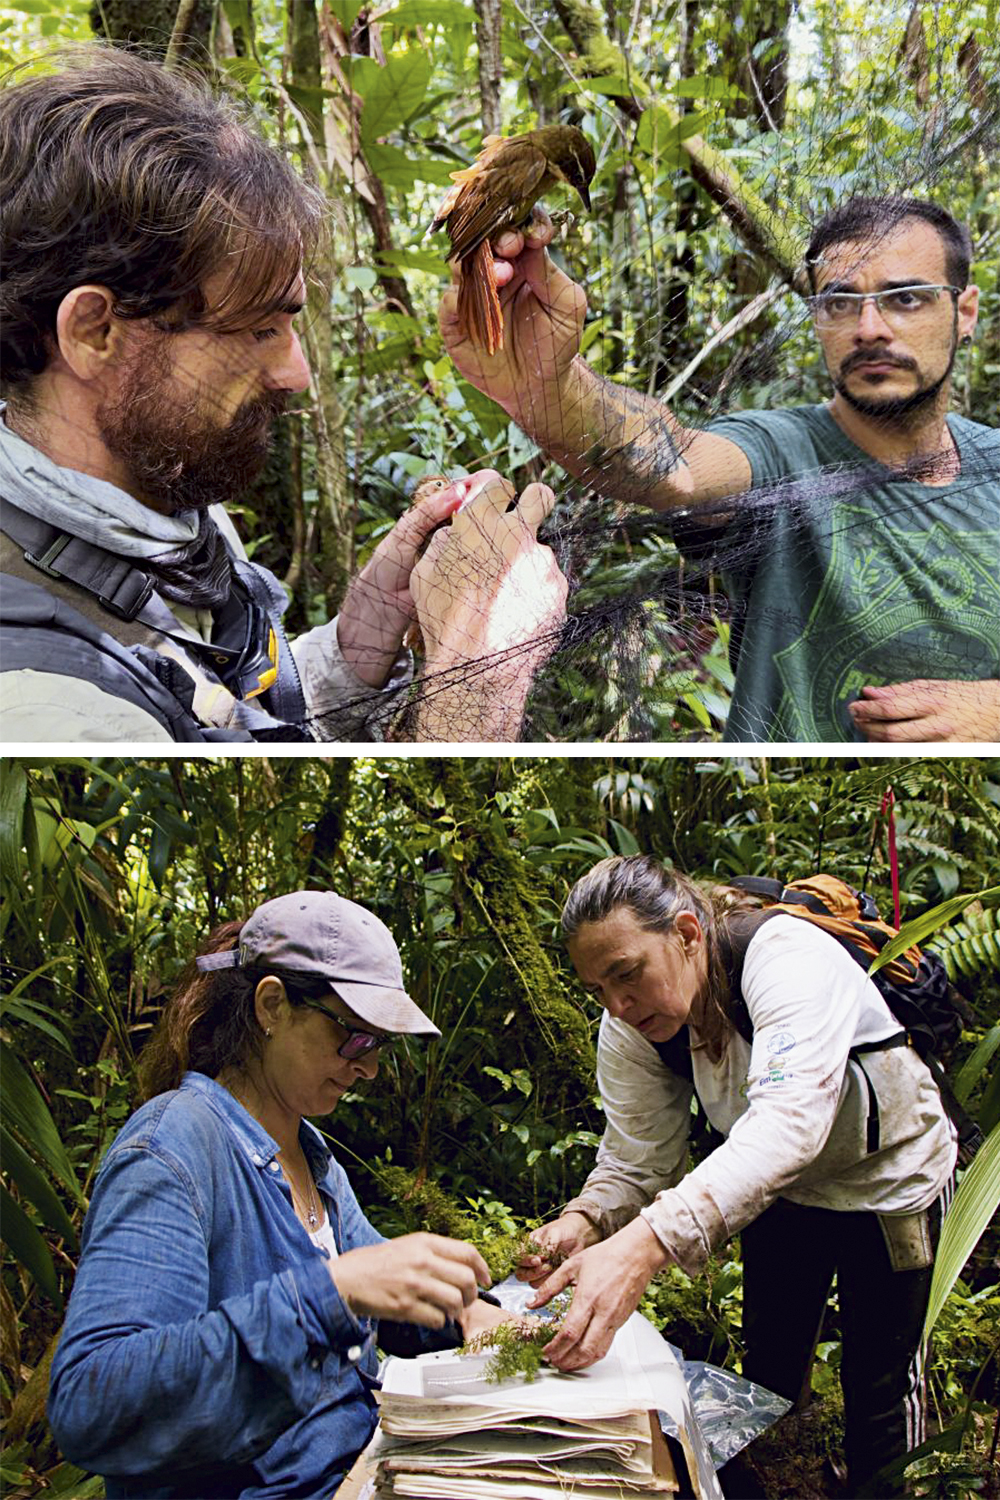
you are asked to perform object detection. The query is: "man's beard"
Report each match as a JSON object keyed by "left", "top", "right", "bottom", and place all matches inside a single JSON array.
[
  {"left": 831, "top": 337, "right": 957, "bottom": 425},
  {"left": 96, "top": 342, "right": 288, "bottom": 514}
]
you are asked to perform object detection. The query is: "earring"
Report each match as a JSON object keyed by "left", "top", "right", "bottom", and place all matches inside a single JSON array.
[
  {"left": 960, "top": 333, "right": 973, "bottom": 346},
  {"left": 264, "top": 1027, "right": 273, "bottom": 1039}
]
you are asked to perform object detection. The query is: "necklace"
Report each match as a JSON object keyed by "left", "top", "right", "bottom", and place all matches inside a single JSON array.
[
  {"left": 280, "top": 1151, "right": 320, "bottom": 1229},
  {"left": 220, "top": 1079, "right": 322, "bottom": 1230}
]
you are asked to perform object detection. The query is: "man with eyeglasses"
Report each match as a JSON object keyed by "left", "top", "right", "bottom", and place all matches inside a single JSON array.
[{"left": 443, "top": 194, "right": 999, "bottom": 742}]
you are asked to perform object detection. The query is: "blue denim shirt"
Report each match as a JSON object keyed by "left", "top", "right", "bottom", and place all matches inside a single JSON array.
[{"left": 49, "top": 1073, "right": 424, "bottom": 1499}]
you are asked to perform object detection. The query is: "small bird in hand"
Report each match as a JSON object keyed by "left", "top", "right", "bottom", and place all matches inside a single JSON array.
[{"left": 430, "top": 123, "right": 596, "bottom": 354}]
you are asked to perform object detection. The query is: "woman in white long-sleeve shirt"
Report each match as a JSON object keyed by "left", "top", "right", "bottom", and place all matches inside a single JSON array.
[{"left": 521, "top": 855, "right": 956, "bottom": 1497}]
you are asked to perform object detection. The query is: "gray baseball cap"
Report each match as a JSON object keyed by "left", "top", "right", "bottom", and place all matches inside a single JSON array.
[{"left": 195, "top": 890, "right": 440, "bottom": 1037}]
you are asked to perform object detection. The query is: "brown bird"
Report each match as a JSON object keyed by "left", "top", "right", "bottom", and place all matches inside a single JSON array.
[{"left": 431, "top": 124, "right": 596, "bottom": 354}]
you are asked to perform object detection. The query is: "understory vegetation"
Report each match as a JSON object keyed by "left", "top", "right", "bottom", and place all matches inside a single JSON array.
[{"left": 1, "top": 755, "right": 998, "bottom": 1496}]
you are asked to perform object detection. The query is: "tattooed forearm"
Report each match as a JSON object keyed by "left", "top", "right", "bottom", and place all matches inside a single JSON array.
[
  {"left": 576, "top": 384, "right": 687, "bottom": 503},
  {"left": 514, "top": 358, "right": 693, "bottom": 510}
]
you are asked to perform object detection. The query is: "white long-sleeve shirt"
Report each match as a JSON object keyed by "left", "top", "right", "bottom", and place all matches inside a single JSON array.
[{"left": 563, "top": 917, "right": 957, "bottom": 1277}]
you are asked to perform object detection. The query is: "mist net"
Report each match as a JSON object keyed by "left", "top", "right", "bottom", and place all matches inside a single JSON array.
[
  {"left": 3, "top": 23, "right": 995, "bottom": 748},
  {"left": 310, "top": 22, "right": 998, "bottom": 746}
]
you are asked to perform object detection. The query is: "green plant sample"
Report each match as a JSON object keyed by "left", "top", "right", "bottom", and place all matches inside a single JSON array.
[{"left": 463, "top": 1294, "right": 573, "bottom": 1384}]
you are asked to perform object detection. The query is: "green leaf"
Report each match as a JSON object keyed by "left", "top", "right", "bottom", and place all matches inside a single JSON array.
[
  {"left": 0, "top": 760, "right": 27, "bottom": 891},
  {"left": 364, "top": 141, "right": 426, "bottom": 192},
  {"left": 219, "top": 56, "right": 261, "bottom": 85},
  {"left": 868, "top": 886, "right": 1000, "bottom": 974},
  {"left": 0, "top": 1041, "right": 83, "bottom": 1203},
  {"left": 1, "top": 1125, "right": 78, "bottom": 1248},
  {"left": 608, "top": 819, "right": 641, "bottom": 856},
  {"left": 326, "top": 0, "right": 364, "bottom": 27},
  {"left": 379, "top": 0, "right": 478, "bottom": 24},
  {"left": 0, "top": 1184, "right": 62, "bottom": 1306},
  {"left": 377, "top": 248, "right": 446, "bottom": 273},
  {"left": 5, "top": 0, "right": 54, "bottom": 13},
  {"left": 285, "top": 82, "right": 331, "bottom": 122},
  {"left": 147, "top": 823, "right": 172, "bottom": 891},
  {"left": 576, "top": 73, "right": 647, "bottom": 99},
  {"left": 354, "top": 53, "right": 431, "bottom": 144},
  {"left": 339, "top": 333, "right": 417, "bottom": 376},
  {"left": 345, "top": 265, "right": 379, "bottom": 292},
  {"left": 458, "top": 381, "right": 508, "bottom": 445},
  {"left": 0, "top": 997, "right": 71, "bottom": 1054},
  {"left": 954, "top": 1024, "right": 1000, "bottom": 1107},
  {"left": 36, "top": 1466, "right": 105, "bottom": 1500},
  {"left": 673, "top": 75, "right": 744, "bottom": 101},
  {"left": 635, "top": 105, "right": 711, "bottom": 155},
  {"left": 978, "top": 1064, "right": 1000, "bottom": 1136},
  {"left": 221, "top": 0, "right": 254, "bottom": 37},
  {"left": 923, "top": 1120, "right": 1000, "bottom": 1342}
]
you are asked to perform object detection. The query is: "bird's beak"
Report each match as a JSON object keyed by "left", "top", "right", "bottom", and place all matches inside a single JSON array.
[{"left": 577, "top": 184, "right": 592, "bottom": 212}]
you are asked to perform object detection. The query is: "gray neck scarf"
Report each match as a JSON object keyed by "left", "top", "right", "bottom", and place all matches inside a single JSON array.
[{"left": 0, "top": 409, "right": 234, "bottom": 610}]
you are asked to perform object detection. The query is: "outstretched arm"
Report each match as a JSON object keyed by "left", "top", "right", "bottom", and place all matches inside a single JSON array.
[{"left": 439, "top": 216, "right": 751, "bottom": 514}]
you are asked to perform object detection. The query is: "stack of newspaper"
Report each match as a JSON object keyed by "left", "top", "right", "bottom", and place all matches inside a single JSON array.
[{"left": 370, "top": 1321, "right": 683, "bottom": 1498}]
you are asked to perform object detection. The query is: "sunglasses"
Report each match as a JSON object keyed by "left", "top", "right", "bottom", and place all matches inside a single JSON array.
[{"left": 295, "top": 996, "right": 396, "bottom": 1059}]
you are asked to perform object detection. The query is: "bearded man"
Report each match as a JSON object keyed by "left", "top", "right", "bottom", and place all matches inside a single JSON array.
[
  {"left": 0, "top": 48, "right": 566, "bottom": 743},
  {"left": 443, "top": 196, "right": 998, "bottom": 742}
]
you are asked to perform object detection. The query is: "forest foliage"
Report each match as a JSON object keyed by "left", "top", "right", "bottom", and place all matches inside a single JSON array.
[
  {"left": 1, "top": 754, "right": 999, "bottom": 1495},
  {"left": 1, "top": 0, "right": 997, "bottom": 737}
]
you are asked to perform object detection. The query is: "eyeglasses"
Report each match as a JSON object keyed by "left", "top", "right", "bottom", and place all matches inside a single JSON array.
[
  {"left": 296, "top": 997, "right": 396, "bottom": 1059},
  {"left": 808, "top": 284, "right": 960, "bottom": 327}
]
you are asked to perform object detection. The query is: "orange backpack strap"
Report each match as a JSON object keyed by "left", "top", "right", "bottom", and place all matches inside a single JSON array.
[{"left": 730, "top": 874, "right": 923, "bottom": 985}]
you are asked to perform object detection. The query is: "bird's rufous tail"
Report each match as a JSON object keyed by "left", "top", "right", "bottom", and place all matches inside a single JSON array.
[{"left": 457, "top": 241, "right": 503, "bottom": 354}]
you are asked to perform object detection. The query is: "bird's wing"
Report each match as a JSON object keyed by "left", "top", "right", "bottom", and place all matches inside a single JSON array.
[{"left": 437, "top": 139, "right": 550, "bottom": 260}]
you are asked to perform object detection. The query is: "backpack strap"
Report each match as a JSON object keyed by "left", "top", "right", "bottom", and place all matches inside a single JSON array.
[
  {"left": 0, "top": 572, "right": 227, "bottom": 740},
  {"left": 2, "top": 496, "right": 308, "bottom": 729},
  {"left": 0, "top": 572, "right": 313, "bottom": 743},
  {"left": 717, "top": 908, "right": 776, "bottom": 1042},
  {"left": 720, "top": 907, "right": 898, "bottom": 1152}
]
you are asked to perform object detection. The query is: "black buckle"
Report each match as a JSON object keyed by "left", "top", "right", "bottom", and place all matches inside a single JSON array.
[
  {"left": 24, "top": 531, "right": 155, "bottom": 622},
  {"left": 97, "top": 571, "right": 156, "bottom": 622}
]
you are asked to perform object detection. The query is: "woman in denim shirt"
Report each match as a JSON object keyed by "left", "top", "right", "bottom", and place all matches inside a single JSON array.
[{"left": 49, "top": 891, "right": 508, "bottom": 1499}]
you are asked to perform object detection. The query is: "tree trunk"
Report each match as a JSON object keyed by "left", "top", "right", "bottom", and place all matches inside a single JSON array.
[
  {"left": 734, "top": 0, "right": 791, "bottom": 133},
  {"left": 434, "top": 760, "right": 596, "bottom": 1091},
  {"left": 305, "top": 760, "right": 355, "bottom": 884},
  {"left": 288, "top": 0, "right": 325, "bottom": 146},
  {"left": 318, "top": 7, "right": 416, "bottom": 320},
  {"left": 90, "top": 0, "right": 215, "bottom": 60},
  {"left": 473, "top": 0, "right": 502, "bottom": 137},
  {"left": 655, "top": 0, "right": 701, "bottom": 383}
]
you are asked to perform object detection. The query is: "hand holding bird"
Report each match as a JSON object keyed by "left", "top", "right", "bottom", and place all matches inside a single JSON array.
[
  {"left": 430, "top": 124, "right": 596, "bottom": 354},
  {"left": 439, "top": 210, "right": 590, "bottom": 422}
]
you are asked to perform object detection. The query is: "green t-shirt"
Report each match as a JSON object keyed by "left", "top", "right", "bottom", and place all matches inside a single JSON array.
[{"left": 703, "top": 404, "right": 999, "bottom": 742}]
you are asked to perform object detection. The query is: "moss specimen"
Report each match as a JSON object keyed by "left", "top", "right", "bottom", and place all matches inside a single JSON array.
[{"left": 464, "top": 1293, "right": 573, "bottom": 1383}]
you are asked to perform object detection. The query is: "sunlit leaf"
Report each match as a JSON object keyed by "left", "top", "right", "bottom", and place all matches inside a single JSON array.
[
  {"left": 868, "top": 886, "right": 1000, "bottom": 974},
  {"left": 923, "top": 1121, "right": 1000, "bottom": 1342},
  {"left": 354, "top": 53, "right": 432, "bottom": 144}
]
